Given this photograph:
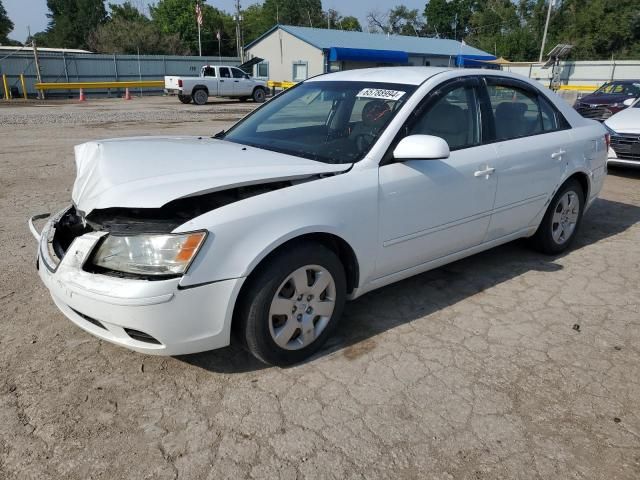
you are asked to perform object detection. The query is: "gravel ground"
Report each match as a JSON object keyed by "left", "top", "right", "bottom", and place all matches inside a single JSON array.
[
  {"left": 0, "top": 96, "right": 256, "bottom": 126},
  {"left": 0, "top": 97, "right": 639, "bottom": 479}
]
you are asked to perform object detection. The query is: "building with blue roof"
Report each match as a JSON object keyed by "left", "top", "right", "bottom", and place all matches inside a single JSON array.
[{"left": 244, "top": 25, "right": 496, "bottom": 82}]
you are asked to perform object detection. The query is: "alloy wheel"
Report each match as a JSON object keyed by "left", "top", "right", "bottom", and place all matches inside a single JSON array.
[
  {"left": 551, "top": 190, "right": 580, "bottom": 245},
  {"left": 268, "top": 265, "right": 336, "bottom": 350}
]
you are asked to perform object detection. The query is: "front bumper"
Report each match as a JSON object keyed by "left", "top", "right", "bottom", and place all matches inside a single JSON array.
[
  {"left": 31, "top": 211, "right": 245, "bottom": 356},
  {"left": 608, "top": 145, "right": 640, "bottom": 168}
]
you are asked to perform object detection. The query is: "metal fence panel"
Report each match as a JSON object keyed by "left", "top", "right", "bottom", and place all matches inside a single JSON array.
[{"left": 0, "top": 51, "right": 239, "bottom": 96}]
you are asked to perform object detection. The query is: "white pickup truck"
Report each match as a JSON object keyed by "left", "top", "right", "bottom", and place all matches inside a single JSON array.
[{"left": 165, "top": 65, "right": 268, "bottom": 105}]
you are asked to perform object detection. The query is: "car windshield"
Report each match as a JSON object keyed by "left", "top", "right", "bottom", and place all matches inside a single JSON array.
[
  {"left": 221, "top": 81, "right": 416, "bottom": 164},
  {"left": 594, "top": 82, "right": 640, "bottom": 96}
]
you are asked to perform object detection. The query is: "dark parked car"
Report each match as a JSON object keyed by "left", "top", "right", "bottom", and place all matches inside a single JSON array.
[{"left": 574, "top": 80, "right": 640, "bottom": 121}]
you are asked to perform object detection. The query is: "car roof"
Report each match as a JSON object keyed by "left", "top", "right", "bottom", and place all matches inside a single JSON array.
[{"left": 306, "top": 67, "right": 452, "bottom": 85}]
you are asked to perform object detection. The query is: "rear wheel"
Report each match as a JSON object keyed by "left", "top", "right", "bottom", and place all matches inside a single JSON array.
[
  {"left": 178, "top": 94, "right": 192, "bottom": 104},
  {"left": 252, "top": 87, "right": 266, "bottom": 103},
  {"left": 530, "top": 179, "right": 585, "bottom": 254},
  {"left": 192, "top": 89, "right": 208, "bottom": 106},
  {"left": 236, "top": 243, "right": 346, "bottom": 366}
]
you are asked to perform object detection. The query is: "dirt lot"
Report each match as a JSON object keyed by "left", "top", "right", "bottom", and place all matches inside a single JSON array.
[{"left": 1, "top": 96, "right": 639, "bottom": 479}]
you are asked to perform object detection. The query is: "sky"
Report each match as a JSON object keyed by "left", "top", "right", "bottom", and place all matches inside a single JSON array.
[{"left": 5, "top": 0, "right": 427, "bottom": 43}]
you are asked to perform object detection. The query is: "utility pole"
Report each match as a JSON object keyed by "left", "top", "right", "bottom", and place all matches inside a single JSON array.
[
  {"left": 234, "top": 0, "right": 244, "bottom": 62},
  {"left": 32, "top": 39, "right": 44, "bottom": 100},
  {"left": 539, "top": 0, "right": 554, "bottom": 62}
]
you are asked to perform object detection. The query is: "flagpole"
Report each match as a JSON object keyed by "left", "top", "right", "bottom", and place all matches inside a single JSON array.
[{"left": 196, "top": 1, "right": 202, "bottom": 57}]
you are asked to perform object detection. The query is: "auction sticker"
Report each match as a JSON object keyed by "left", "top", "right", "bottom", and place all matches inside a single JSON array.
[{"left": 356, "top": 88, "right": 405, "bottom": 101}]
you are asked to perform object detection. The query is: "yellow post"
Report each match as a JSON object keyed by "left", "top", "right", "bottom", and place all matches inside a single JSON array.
[
  {"left": 20, "top": 74, "right": 27, "bottom": 100},
  {"left": 2, "top": 74, "right": 9, "bottom": 101}
]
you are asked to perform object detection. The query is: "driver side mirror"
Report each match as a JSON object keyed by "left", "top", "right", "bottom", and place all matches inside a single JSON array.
[
  {"left": 393, "top": 135, "right": 450, "bottom": 161},
  {"left": 623, "top": 98, "right": 636, "bottom": 107},
  {"left": 244, "top": 74, "right": 250, "bottom": 79}
]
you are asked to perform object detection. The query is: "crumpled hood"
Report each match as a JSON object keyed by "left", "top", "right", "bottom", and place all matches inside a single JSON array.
[
  {"left": 72, "top": 136, "right": 351, "bottom": 214},
  {"left": 604, "top": 107, "right": 640, "bottom": 133}
]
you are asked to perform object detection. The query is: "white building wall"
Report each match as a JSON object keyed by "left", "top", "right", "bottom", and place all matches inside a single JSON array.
[
  {"left": 245, "top": 28, "right": 325, "bottom": 82},
  {"left": 502, "top": 60, "right": 640, "bottom": 89}
]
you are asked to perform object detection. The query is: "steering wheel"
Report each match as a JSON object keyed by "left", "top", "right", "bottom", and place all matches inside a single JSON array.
[{"left": 354, "top": 132, "right": 376, "bottom": 152}]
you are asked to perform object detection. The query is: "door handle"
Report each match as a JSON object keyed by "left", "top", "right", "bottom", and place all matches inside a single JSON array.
[
  {"left": 551, "top": 149, "right": 566, "bottom": 159},
  {"left": 234, "top": 80, "right": 239, "bottom": 82},
  {"left": 474, "top": 167, "right": 495, "bottom": 178},
  {"left": 220, "top": 80, "right": 225, "bottom": 82}
]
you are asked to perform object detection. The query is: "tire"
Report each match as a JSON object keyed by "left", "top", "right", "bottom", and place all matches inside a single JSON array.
[
  {"left": 192, "top": 89, "right": 208, "bottom": 105},
  {"left": 252, "top": 87, "right": 266, "bottom": 103},
  {"left": 236, "top": 243, "right": 346, "bottom": 366},
  {"left": 178, "top": 94, "right": 192, "bottom": 104},
  {"left": 530, "top": 179, "right": 585, "bottom": 255}
]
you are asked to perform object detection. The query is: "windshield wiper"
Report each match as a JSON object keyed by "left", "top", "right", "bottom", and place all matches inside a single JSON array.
[{"left": 213, "top": 129, "right": 225, "bottom": 139}]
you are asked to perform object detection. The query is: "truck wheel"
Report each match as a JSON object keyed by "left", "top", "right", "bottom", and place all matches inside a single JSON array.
[
  {"left": 192, "top": 89, "right": 208, "bottom": 106},
  {"left": 178, "top": 94, "right": 192, "bottom": 104},
  {"left": 252, "top": 88, "right": 266, "bottom": 103}
]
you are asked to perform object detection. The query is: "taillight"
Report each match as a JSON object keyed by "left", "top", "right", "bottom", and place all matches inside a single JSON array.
[
  {"left": 605, "top": 133, "right": 610, "bottom": 149},
  {"left": 178, "top": 79, "right": 183, "bottom": 88}
]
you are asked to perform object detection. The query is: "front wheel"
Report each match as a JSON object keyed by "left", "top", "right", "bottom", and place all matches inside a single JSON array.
[
  {"left": 530, "top": 179, "right": 585, "bottom": 254},
  {"left": 252, "top": 88, "right": 266, "bottom": 103},
  {"left": 236, "top": 243, "right": 346, "bottom": 366},
  {"left": 178, "top": 94, "right": 192, "bottom": 104}
]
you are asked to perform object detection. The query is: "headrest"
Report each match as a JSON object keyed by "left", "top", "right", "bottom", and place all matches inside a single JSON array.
[
  {"left": 495, "top": 102, "right": 528, "bottom": 118},
  {"left": 423, "top": 102, "right": 466, "bottom": 135}
]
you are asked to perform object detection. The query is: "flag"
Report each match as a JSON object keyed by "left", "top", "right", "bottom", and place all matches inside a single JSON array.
[{"left": 196, "top": 2, "right": 203, "bottom": 26}]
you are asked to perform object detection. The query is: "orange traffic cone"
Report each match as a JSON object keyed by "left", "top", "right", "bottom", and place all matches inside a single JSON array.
[
  {"left": 124, "top": 88, "right": 132, "bottom": 100},
  {"left": 79, "top": 88, "right": 86, "bottom": 102}
]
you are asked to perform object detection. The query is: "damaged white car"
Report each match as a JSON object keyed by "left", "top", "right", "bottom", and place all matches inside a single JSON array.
[{"left": 30, "top": 67, "right": 607, "bottom": 366}]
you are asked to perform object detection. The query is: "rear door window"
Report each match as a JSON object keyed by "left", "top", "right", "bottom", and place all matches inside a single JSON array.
[
  {"left": 484, "top": 78, "right": 569, "bottom": 141},
  {"left": 486, "top": 82, "right": 543, "bottom": 141},
  {"left": 219, "top": 67, "right": 231, "bottom": 78}
]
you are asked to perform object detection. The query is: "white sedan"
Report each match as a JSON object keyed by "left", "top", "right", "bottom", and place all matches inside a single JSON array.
[
  {"left": 30, "top": 67, "right": 608, "bottom": 366},
  {"left": 604, "top": 98, "right": 640, "bottom": 167}
]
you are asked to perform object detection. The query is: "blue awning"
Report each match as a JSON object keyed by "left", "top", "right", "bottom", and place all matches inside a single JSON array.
[
  {"left": 329, "top": 47, "right": 409, "bottom": 64},
  {"left": 456, "top": 54, "right": 498, "bottom": 68}
]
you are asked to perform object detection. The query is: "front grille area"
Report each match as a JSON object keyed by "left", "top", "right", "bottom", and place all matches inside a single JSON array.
[
  {"left": 576, "top": 103, "right": 612, "bottom": 121},
  {"left": 610, "top": 134, "right": 640, "bottom": 162}
]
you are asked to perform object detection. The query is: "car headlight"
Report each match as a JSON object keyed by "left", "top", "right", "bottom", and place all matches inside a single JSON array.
[
  {"left": 92, "top": 231, "right": 207, "bottom": 276},
  {"left": 610, "top": 102, "right": 624, "bottom": 109},
  {"left": 603, "top": 122, "right": 617, "bottom": 136}
]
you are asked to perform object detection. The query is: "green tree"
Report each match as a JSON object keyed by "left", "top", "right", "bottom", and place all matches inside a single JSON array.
[
  {"left": 340, "top": 16, "right": 362, "bottom": 32},
  {"left": 368, "top": 5, "right": 424, "bottom": 35},
  {"left": 260, "top": 0, "right": 324, "bottom": 28},
  {"left": 0, "top": 0, "right": 15, "bottom": 44},
  {"left": 323, "top": 9, "right": 361, "bottom": 31},
  {"left": 42, "top": 0, "right": 108, "bottom": 48},
  {"left": 88, "top": 1, "right": 186, "bottom": 54},
  {"left": 150, "top": 0, "right": 235, "bottom": 56}
]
